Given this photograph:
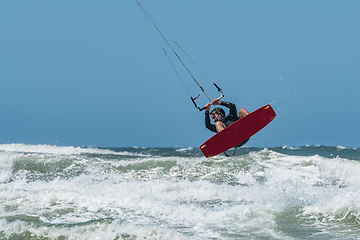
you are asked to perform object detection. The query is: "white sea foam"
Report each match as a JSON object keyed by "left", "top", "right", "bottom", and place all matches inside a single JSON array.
[
  {"left": 0, "top": 143, "right": 110, "bottom": 155},
  {"left": 282, "top": 146, "right": 301, "bottom": 150},
  {"left": 0, "top": 218, "right": 194, "bottom": 240},
  {"left": 1, "top": 145, "right": 359, "bottom": 238},
  {"left": 257, "top": 149, "right": 360, "bottom": 227},
  {"left": 176, "top": 147, "right": 194, "bottom": 152},
  {"left": 337, "top": 145, "right": 348, "bottom": 149},
  {"left": 0, "top": 152, "right": 14, "bottom": 183},
  {"left": 314, "top": 155, "right": 360, "bottom": 190},
  {"left": 0, "top": 143, "right": 148, "bottom": 157}
]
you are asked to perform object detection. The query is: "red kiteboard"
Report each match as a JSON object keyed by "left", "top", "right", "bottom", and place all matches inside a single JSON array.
[{"left": 200, "top": 104, "right": 276, "bottom": 158}]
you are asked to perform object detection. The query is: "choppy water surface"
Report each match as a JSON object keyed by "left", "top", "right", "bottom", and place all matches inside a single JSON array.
[{"left": 0, "top": 144, "right": 359, "bottom": 239}]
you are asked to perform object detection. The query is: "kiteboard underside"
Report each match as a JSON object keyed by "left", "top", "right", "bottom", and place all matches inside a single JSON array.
[{"left": 200, "top": 104, "right": 276, "bottom": 158}]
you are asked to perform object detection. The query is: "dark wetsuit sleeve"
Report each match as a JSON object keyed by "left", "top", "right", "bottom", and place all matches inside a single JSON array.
[
  {"left": 220, "top": 101, "right": 237, "bottom": 116},
  {"left": 205, "top": 111, "right": 217, "bottom": 133}
]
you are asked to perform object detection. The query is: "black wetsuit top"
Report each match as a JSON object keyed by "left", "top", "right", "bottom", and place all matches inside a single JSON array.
[
  {"left": 205, "top": 101, "right": 249, "bottom": 147},
  {"left": 205, "top": 101, "right": 239, "bottom": 133}
]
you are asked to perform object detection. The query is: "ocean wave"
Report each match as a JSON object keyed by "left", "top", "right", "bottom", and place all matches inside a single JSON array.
[
  {"left": 0, "top": 144, "right": 148, "bottom": 157},
  {"left": 1, "top": 145, "right": 360, "bottom": 239},
  {"left": 176, "top": 147, "right": 194, "bottom": 152}
]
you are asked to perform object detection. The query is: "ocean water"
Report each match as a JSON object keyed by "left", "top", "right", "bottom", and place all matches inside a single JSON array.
[{"left": 0, "top": 144, "right": 359, "bottom": 240}]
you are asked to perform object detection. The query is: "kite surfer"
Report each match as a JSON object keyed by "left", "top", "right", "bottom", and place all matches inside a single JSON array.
[{"left": 136, "top": 1, "right": 275, "bottom": 157}]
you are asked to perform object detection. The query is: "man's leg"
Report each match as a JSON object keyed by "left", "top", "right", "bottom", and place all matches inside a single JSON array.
[{"left": 238, "top": 108, "right": 250, "bottom": 119}]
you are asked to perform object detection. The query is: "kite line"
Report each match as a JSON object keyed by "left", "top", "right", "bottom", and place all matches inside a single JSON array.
[{"left": 135, "top": 0, "right": 224, "bottom": 111}]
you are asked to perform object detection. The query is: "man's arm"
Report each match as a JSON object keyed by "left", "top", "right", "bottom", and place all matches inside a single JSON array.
[
  {"left": 220, "top": 101, "right": 237, "bottom": 116},
  {"left": 205, "top": 110, "right": 217, "bottom": 133}
]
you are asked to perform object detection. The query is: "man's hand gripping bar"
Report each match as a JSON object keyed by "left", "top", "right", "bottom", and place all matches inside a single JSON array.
[{"left": 199, "top": 92, "right": 224, "bottom": 111}]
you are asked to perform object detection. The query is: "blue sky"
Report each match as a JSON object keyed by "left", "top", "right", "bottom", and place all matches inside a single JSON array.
[{"left": 1, "top": 0, "right": 359, "bottom": 148}]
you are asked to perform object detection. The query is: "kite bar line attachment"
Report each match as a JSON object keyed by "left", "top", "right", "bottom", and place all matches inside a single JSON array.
[{"left": 191, "top": 83, "right": 224, "bottom": 111}]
